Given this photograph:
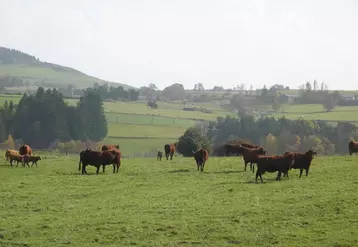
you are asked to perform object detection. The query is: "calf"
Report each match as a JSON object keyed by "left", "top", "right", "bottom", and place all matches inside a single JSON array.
[
  {"left": 157, "top": 151, "right": 163, "bottom": 161},
  {"left": 23, "top": 155, "right": 42, "bottom": 167},
  {"left": 348, "top": 140, "right": 358, "bottom": 155},
  {"left": 242, "top": 147, "right": 266, "bottom": 172},
  {"left": 193, "top": 148, "right": 209, "bottom": 172},
  {"left": 255, "top": 153, "right": 295, "bottom": 183},
  {"left": 8, "top": 153, "right": 24, "bottom": 167},
  {"left": 284, "top": 150, "right": 317, "bottom": 178},
  {"left": 5, "top": 149, "right": 19, "bottom": 163}
]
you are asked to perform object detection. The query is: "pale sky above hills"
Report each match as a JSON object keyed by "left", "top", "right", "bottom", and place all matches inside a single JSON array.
[{"left": 0, "top": 0, "right": 357, "bottom": 90}]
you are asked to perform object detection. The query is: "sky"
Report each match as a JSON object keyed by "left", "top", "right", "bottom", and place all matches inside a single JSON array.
[{"left": 0, "top": 0, "right": 357, "bottom": 90}]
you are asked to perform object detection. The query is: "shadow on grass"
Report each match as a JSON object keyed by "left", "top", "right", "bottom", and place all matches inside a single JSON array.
[{"left": 169, "top": 169, "right": 190, "bottom": 173}]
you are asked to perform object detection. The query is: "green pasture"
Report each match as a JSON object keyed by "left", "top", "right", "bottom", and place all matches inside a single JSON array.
[
  {"left": 268, "top": 104, "right": 358, "bottom": 122},
  {"left": 107, "top": 122, "right": 186, "bottom": 139},
  {"left": 103, "top": 137, "right": 177, "bottom": 156},
  {"left": 104, "top": 101, "right": 231, "bottom": 121},
  {"left": 0, "top": 155, "right": 357, "bottom": 247},
  {"left": 105, "top": 112, "right": 198, "bottom": 126}
]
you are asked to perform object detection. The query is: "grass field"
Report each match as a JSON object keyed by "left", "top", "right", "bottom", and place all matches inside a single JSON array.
[
  {"left": 0, "top": 155, "right": 357, "bottom": 247},
  {"left": 2, "top": 93, "right": 358, "bottom": 155},
  {"left": 0, "top": 64, "right": 132, "bottom": 89}
]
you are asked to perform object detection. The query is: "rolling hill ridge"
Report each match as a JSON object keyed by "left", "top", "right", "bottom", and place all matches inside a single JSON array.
[{"left": 0, "top": 46, "right": 134, "bottom": 90}]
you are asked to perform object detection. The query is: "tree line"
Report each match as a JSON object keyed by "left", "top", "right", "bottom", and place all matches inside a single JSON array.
[
  {"left": 0, "top": 87, "right": 107, "bottom": 148},
  {"left": 177, "top": 115, "right": 357, "bottom": 156}
]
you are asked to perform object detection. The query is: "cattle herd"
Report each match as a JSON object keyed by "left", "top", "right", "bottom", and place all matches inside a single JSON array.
[
  {"left": 4, "top": 140, "right": 358, "bottom": 183},
  {"left": 5, "top": 144, "right": 41, "bottom": 168}
]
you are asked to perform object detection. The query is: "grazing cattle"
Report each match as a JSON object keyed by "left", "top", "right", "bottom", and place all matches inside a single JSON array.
[
  {"left": 348, "top": 140, "right": 358, "bottom": 155},
  {"left": 79, "top": 149, "right": 120, "bottom": 175},
  {"left": 5, "top": 149, "right": 19, "bottom": 163},
  {"left": 283, "top": 150, "right": 317, "bottom": 178},
  {"left": 164, "top": 142, "right": 177, "bottom": 160},
  {"left": 255, "top": 153, "right": 296, "bottom": 183},
  {"left": 8, "top": 153, "right": 24, "bottom": 167},
  {"left": 224, "top": 144, "right": 246, "bottom": 156},
  {"left": 242, "top": 147, "right": 266, "bottom": 172},
  {"left": 193, "top": 148, "right": 209, "bottom": 172},
  {"left": 241, "top": 143, "right": 261, "bottom": 149},
  {"left": 157, "top": 151, "right": 163, "bottom": 161},
  {"left": 23, "top": 155, "right": 42, "bottom": 167},
  {"left": 101, "top": 144, "right": 119, "bottom": 151},
  {"left": 19, "top": 144, "right": 33, "bottom": 155}
]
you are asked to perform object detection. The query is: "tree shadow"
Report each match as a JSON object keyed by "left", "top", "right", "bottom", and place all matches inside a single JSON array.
[{"left": 169, "top": 169, "right": 190, "bottom": 173}]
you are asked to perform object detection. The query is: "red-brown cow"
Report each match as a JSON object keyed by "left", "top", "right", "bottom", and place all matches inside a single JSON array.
[
  {"left": 101, "top": 144, "right": 119, "bottom": 151},
  {"left": 164, "top": 142, "right": 177, "bottom": 160},
  {"left": 224, "top": 144, "right": 246, "bottom": 156},
  {"left": 255, "top": 153, "right": 296, "bottom": 183},
  {"left": 19, "top": 144, "right": 33, "bottom": 155},
  {"left": 242, "top": 147, "right": 266, "bottom": 172},
  {"left": 79, "top": 149, "right": 120, "bottom": 175},
  {"left": 348, "top": 140, "right": 358, "bottom": 155},
  {"left": 193, "top": 148, "right": 209, "bottom": 172},
  {"left": 241, "top": 143, "right": 261, "bottom": 149},
  {"left": 283, "top": 150, "right": 317, "bottom": 178}
]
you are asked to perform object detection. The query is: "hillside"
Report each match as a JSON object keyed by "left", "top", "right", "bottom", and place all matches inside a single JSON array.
[{"left": 0, "top": 47, "right": 134, "bottom": 90}]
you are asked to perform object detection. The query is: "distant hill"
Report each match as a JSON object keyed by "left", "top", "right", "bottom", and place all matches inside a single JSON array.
[{"left": 0, "top": 47, "right": 134, "bottom": 90}]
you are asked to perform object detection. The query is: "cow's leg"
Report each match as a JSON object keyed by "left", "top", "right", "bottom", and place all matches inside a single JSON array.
[
  {"left": 244, "top": 161, "right": 248, "bottom": 171},
  {"left": 96, "top": 166, "right": 100, "bottom": 174},
  {"left": 26, "top": 161, "right": 30, "bottom": 167},
  {"left": 102, "top": 165, "right": 106, "bottom": 173},
  {"left": 305, "top": 168, "right": 309, "bottom": 176},
  {"left": 82, "top": 164, "right": 86, "bottom": 175},
  {"left": 252, "top": 163, "right": 255, "bottom": 173},
  {"left": 276, "top": 172, "right": 281, "bottom": 181},
  {"left": 255, "top": 171, "right": 259, "bottom": 183},
  {"left": 299, "top": 169, "right": 303, "bottom": 178}
]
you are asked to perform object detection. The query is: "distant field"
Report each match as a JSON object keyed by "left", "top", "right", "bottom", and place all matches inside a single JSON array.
[
  {"left": 107, "top": 122, "right": 187, "bottom": 139},
  {"left": 268, "top": 104, "right": 358, "bottom": 122},
  {"left": 103, "top": 137, "right": 178, "bottom": 156},
  {"left": 3, "top": 93, "right": 358, "bottom": 154},
  {"left": 0, "top": 64, "right": 133, "bottom": 89},
  {"left": 0, "top": 155, "right": 357, "bottom": 246}
]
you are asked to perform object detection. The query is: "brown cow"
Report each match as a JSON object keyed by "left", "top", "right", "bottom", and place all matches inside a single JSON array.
[
  {"left": 255, "top": 153, "right": 296, "bottom": 183},
  {"left": 348, "top": 140, "right": 358, "bottom": 155},
  {"left": 224, "top": 144, "right": 246, "bottom": 156},
  {"left": 193, "top": 148, "right": 209, "bottom": 172},
  {"left": 241, "top": 143, "right": 261, "bottom": 149},
  {"left": 5, "top": 149, "right": 19, "bottom": 163},
  {"left": 8, "top": 153, "right": 24, "bottom": 167},
  {"left": 242, "top": 147, "right": 266, "bottom": 172},
  {"left": 283, "top": 150, "right": 317, "bottom": 178},
  {"left": 23, "top": 155, "right": 42, "bottom": 167},
  {"left": 101, "top": 144, "right": 119, "bottom": 151},
  {"left": 19, "top": 144, "right": 33, "bottom": 155},
  {"left": 157, "top": 151, "right": 163, "bottom": 161},
  {"left": 79, "top": 149, "right": 120, "bottom": 175},
  {"left": 164, "top": 142, "right": 177, "bottom": 160}
]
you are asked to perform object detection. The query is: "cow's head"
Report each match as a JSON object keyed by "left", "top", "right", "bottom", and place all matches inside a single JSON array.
[{"left": 306, "top": 149, "right": 317, "bottom": 157}]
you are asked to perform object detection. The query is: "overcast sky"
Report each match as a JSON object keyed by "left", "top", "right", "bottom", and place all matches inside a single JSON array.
[{"left": 0, "top": 0, "right": 357, "bottom": 90}]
